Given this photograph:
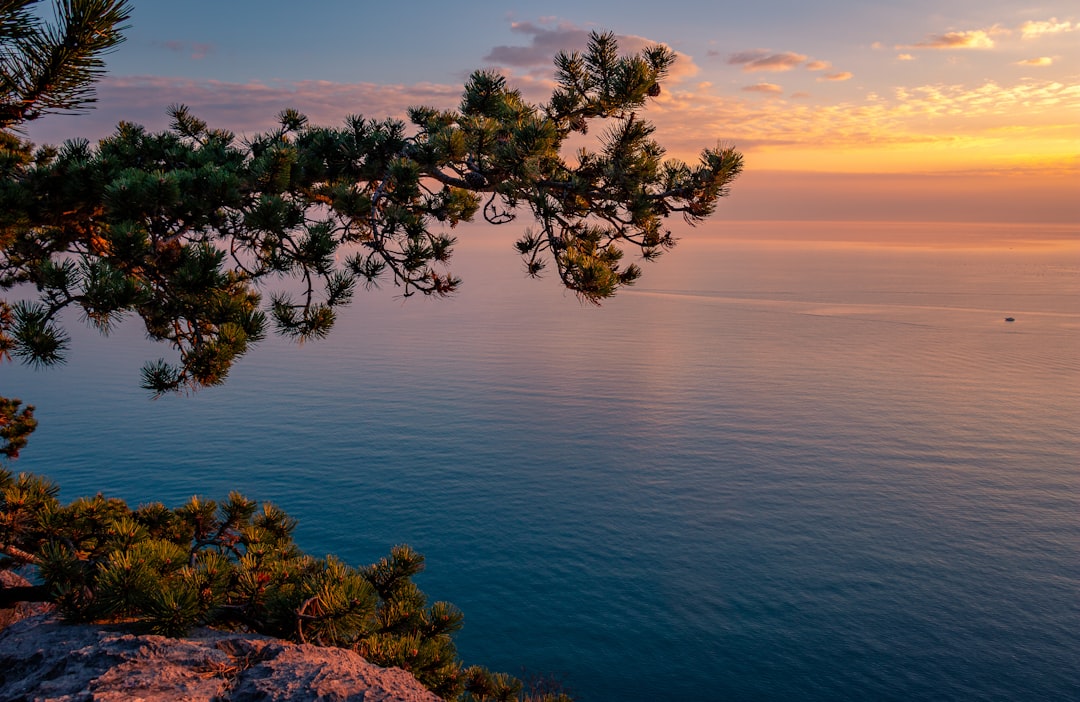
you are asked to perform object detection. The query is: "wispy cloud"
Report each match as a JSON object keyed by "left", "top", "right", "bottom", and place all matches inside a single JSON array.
[
  {"left": 1017, "top": 57, "right": 1054, "bottom": 66},
  {"left": 1019, "top": 18, "right": 1076, "bottom": 39},
  {"left": 728, "top": 50, "right": 807, "bottom": 72},
  {"left": 24, "top": 76, "right": 464, "bottom": 144},
  {"left": 819, "top": 72, "right": 853, "bottom": 82},
  {"left": 22, "top": 64, "right": 1079, "bottom": 182},
  {"left": 741, "top": 82, "right": 784, "bottom": 94},
  {"left": 49, "top": 74, "right": 1075, "bottom": 157},
  {"left": 156, "top": 40, "right": 215, "bottom": 60},
  {"left": 804, "top": 60, "right": 831, "bottom": 71},
  {"left": 890, "top": 80, "right": 1080, "bottom": 113},
  {"left": 897, "top": 54, "right": 915, "bottom": 61},
  {"left": 638, "top": 76, "right": 1080, "bottom": 169}
]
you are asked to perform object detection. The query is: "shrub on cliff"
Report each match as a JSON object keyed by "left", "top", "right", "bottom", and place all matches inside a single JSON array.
[{"left": 0, "top": 468, "right": 569, "bottom": 701}]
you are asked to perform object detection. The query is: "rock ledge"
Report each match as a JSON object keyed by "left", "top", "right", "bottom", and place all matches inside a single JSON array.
[{"left": 0, "top": 614, "right": 441, "bottom": 702}]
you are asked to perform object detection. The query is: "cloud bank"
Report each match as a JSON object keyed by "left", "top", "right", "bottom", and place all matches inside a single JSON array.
[
  {"left": 899, "top": 17, "right": 1077, "bottom": 51},
  {"left": 25, "top": 72, "right": 1077, "bottom": 177}
]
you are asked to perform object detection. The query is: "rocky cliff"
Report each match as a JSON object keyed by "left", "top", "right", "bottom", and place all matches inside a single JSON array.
[{"left": 0, "top": 612, "right": 442, "bottom": 702}]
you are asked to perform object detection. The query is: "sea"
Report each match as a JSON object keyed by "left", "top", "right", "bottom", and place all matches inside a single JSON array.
[{"left": 4, "top": 220, "right": 1078, "bottom": 701}]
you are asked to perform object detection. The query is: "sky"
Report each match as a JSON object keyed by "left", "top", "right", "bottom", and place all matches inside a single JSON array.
[{"left": 23, "top": 0, "right": 1080, "bottom": 225}]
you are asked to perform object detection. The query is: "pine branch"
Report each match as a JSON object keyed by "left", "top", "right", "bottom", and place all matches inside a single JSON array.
[
  {"left": 1, "top": 541, "right": 39, "bottom": 564},
  {"left": 0, "top": 0, "right": 132, "bottom": 128},
  {"left": 2, "top": 29, "right": 741, "bottom": 393}
]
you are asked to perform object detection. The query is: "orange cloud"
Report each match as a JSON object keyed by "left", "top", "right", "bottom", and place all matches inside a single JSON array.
[
  {"left": 639, "top": 75, "right": 1079, "bottom": 175},
  {"left": 819, "top": 72, "right": 853, "bottom": 82},
  {"left": 728, "top": 50, "right": 807, "bottom": 72},
  {"left": 1020, "top": 18, "right": 1076, "bottom": 39},
  {"left": 1018, "top": 57, "right": 1054, "bottom": 66},
  {"left": 905, "top": 28, "right": 1002, "bottom": 49},
  {"left": 890, "top": 80, "right": 1079, "bottom": 115},
  {"left": 804, "top": 60, "right": 831, "bottom": 71},
  {"left": 898, "top": 17, "right": 1077, "bottom": 54},
  {"left": 21, "top": 67, "right": 1078, "bottom": 185}
]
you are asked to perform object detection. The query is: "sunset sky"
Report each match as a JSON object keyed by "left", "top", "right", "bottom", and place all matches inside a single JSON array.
[{"left": 25, "top": 0, "right": 1079, "bottom": 224}]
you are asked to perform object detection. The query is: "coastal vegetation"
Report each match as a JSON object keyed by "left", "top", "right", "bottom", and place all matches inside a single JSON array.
[
  {"left": 1, "top": 1, "right": 741, "bottom": 396},
  {"left": 0, "top": 468, "right": 558, "bottom": 700},
  {"left": 1, "top": 2, "right": 740, "bottom": 699}
]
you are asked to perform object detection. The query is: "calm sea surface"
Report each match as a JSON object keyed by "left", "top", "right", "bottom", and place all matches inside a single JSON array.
[{"left": 5, "top": 221, "right": 1079, "bottom": 701}]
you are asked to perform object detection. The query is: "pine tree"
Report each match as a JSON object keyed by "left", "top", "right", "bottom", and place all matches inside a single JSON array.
[
  {"left": 1, "top": 17, "right": 738, "bottom": 701},
  {"left": 2, "top": 29, "right": 742, "bottom": 396},
  {"left": 0, "top": 470, "right": 571, "bottom": 701}
]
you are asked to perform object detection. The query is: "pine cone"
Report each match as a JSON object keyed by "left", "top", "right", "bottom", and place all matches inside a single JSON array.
[{"left": 647, "top": 83, "right": 661, "bottom": 97}]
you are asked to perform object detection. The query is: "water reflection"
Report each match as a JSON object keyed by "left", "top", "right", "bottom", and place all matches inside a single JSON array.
[{"left": 5, "top": 225, "right": 1079, "bottom": 701}]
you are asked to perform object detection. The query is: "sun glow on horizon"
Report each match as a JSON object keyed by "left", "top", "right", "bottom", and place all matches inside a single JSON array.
[{"left": 20, "top": 8, "right": 1078, "bottom": 227}]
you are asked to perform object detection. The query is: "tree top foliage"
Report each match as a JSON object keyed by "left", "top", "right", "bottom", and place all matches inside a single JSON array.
[{"left": 1, "top": 6, "right": 742, "bottom": 397}]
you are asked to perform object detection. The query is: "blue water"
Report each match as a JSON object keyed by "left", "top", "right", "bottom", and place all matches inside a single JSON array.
[{"left": 4, "top": 224, "right": 1079, "bottom": 701}]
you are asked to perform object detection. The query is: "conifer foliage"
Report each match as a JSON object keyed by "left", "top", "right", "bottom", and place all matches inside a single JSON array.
[
  {"left": 1, "top": 7, "right": 738, "bottom": 700},
  {"left": 2, "top": 19, "right": 742, "bottom": 395},
  {"left": 0, "top": 0, "right": 131, "bottom": 128},
  {"left": 0, "top": 394, "right": 36, "bottom": 460},
  {"left": 0, "top": 469, "right": 569, "bottom": 701}
]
